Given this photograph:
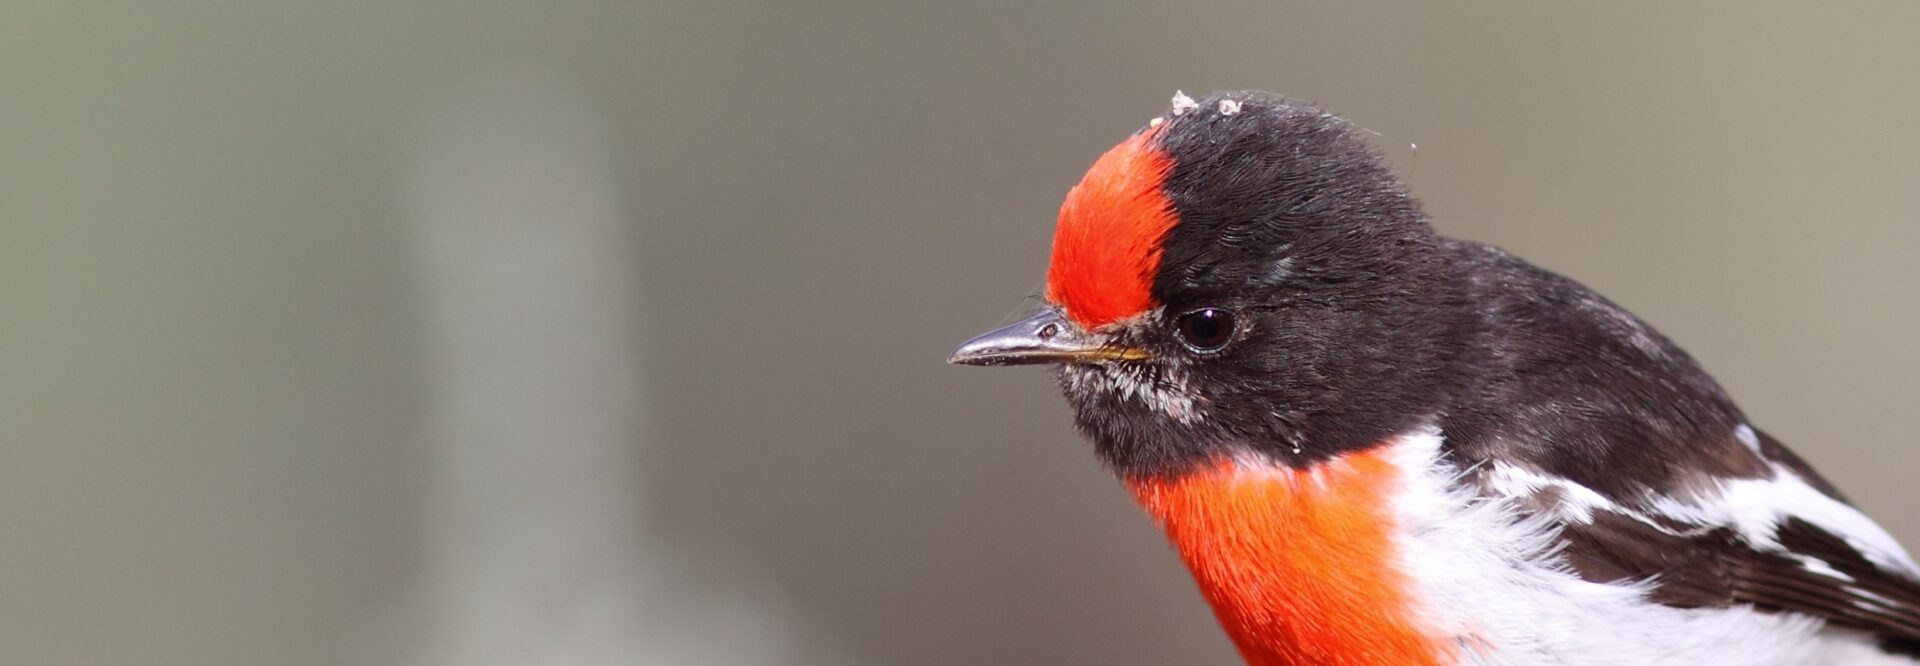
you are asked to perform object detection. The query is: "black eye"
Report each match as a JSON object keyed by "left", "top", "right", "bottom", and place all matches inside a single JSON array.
[{"left": 1175, "top": 308, "right": 1237, "bottom": 352}]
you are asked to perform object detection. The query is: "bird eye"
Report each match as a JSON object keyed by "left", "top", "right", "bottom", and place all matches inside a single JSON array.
[{"left": 1175, "top": 308, "right": 1236, "bottom": 352}]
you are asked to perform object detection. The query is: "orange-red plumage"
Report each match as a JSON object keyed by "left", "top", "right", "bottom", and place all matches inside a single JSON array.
[
  {"left": 956, "top": 90, "right": 1920, "bottom": 665},
  {"left": 1047, "top": 129, "right": 1179, "bottom": 330},
  {"left": 1128, "top": 450, "right": 1449, "bottom": 666}
]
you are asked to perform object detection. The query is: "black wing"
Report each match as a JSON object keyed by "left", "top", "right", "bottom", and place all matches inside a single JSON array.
[
  {"left": 1436, "top": 239, "right": 1920, "bottom": 652},
  {"left": 1505, "top": 428, "right": 1920, "bottom": 655}
]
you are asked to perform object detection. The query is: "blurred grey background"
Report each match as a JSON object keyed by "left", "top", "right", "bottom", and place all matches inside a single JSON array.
[{"left": 4, "top": 3, "right": 1918, "bottom": 665}]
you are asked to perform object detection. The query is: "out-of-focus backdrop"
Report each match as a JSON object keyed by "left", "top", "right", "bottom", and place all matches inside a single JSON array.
[{"left": 4, "top": 3, "right": 1918, "bottom": 665}]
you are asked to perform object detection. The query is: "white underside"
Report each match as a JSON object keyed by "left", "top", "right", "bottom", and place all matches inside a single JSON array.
[{"left": 1376, "top": 430, "right": 1917, "bottom": 666}]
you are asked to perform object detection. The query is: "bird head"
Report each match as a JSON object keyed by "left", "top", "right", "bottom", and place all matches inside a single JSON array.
[{"left": 952, "top": 91, "right": 1473, "bottom": 477}]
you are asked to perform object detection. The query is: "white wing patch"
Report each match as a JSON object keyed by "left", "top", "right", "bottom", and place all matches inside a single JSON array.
[
  {"left": 1482, "top": 461, "right": 1617, "bottom": 524},
  {"left": 1646, "top": 462, "right": 1920, "bottom": 579},
  {"left": 1477, "top": 422, "right": 1918, "bottom": 580},
  {"left": 1379, "top": 427, "right": 1920, "bottom": 664},
  {"left": 1735, "top": 423, "right": 1763, "bottom": 453},
  {"left": 1798, "top": 555, "right": 1858, "bottom": 583}
]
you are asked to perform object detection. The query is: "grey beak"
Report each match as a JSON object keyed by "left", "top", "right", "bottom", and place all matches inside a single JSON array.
[{"left": 948, "top": 309, "right": 1147, "bottom": 366}]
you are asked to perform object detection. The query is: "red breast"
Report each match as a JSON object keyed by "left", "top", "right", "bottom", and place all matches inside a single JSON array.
[{"left": 1127, "top": 447, "right": 1452, "bottom": 666}]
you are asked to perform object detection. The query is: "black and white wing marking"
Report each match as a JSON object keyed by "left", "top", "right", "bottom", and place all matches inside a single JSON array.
[{"left": 1482, "top": 425, "right": 1920, "bottom": 654}]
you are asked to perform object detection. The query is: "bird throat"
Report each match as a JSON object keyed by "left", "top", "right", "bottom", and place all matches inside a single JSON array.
[{"left": 1126, "top": 443, "right": 1451, "bottom": 665}]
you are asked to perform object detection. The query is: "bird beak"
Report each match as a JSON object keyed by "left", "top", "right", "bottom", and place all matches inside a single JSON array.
[{"left": 948, "top": 309, "right": 1148, "bottom": 366}]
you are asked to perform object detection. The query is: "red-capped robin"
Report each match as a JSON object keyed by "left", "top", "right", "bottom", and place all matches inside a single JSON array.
[{"left": 952, "top": 90, "right": 1920, "bottom": 665}]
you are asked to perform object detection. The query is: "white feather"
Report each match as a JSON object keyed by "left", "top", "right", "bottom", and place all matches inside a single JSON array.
[
  {"left": 1376, "top": 429, "right": 1917, "bottom": 665},
  {"left": 1481, "top": 461, "right": 1616, "bottom": 524},
  {"left": 1643, "top": 429, "right": 1920, "bottom": 579}
]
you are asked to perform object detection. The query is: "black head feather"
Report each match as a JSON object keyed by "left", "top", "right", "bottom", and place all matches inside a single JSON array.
[
  {"left": 1061, "top": 91, "right": 1752, "bottom": 494},
  {"left": 1061, "top": 91, "right": 1477, "bottom": 475}
]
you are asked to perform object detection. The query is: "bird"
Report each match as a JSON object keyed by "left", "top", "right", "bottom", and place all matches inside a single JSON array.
[{"left": 949, "top": 90, "right": 1920, "bottom": 665}]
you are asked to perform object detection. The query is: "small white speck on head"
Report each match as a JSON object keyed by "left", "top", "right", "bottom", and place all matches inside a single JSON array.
[
  {"left": 1147, "top": 117, "right": 1164, "bottom": 128},
  {"left": 1170, "top": 90, "right": 1198, "bottom": 116},
  {"left": 1218, "top": 99, "right": 1242, "bottom": 116},
  {"left": 1734, "top": 424, "right": 1761, "bottom": 453}
]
